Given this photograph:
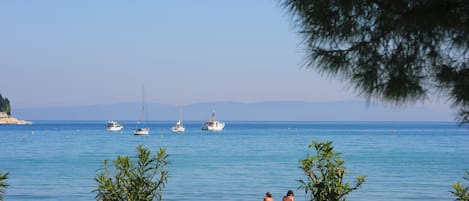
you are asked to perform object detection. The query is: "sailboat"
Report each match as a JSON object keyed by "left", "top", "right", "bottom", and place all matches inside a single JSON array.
[
  {"left": 171, "top": 104, "right": 185, "bottom": 133},
  {"left": 133, "top": 87, "right": 150, "bottom": 135}
]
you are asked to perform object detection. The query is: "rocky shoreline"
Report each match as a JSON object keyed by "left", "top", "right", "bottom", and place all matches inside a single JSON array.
[{"left": 0, "top": 112, "right": 32, "bottom": 125}]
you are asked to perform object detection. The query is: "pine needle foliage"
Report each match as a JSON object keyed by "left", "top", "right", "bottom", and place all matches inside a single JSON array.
[
  {"left": 298, "top": 141, "right": 365, "bottom": 201},
  {"left": 94, "top": 145, "right": 169, "bottom": 201},
  {"left": 0, "top": 94, "right": 11, "bottom": 115},
  {"left": 0, "top": 171, "right": 8, "bottom": 201},
  {"left": 282, "top": 0, "right": 469, "bottom": 125}
]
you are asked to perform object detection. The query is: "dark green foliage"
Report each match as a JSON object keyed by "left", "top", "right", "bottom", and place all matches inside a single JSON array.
[
  {"left": 283, "top": 0, "right": 469, "bottom": 124},
  {"left": 0, "top": 171, "right": 8, "bottom": 201},
  {"left": 0, "top": 94, "right": 11, "bottom": 115},
  {"left": 298, "top": 141, "right": 365, "bottom": 201},
  {"left": 457, "top": 110, "right": 469, "bottom": 126},
  {"left": 451, "top": 170, "right": 469, "bottom": 201},
  {"left": 94, "top": 145, "right": 169, "bottom": 201}
]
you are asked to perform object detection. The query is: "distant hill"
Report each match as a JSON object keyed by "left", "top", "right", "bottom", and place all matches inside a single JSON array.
[{"left": 14, "top": 100, "right": 453, "bottom": 121}]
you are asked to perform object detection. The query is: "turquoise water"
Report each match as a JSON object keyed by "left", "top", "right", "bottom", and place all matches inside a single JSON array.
[{"left": 1, "top": 121, "right": 468, "bottom": 201}]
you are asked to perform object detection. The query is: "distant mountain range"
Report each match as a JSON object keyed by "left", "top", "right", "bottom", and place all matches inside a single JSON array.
[{"left": 13, "top": 100, "right": 453, "bottom": 121}]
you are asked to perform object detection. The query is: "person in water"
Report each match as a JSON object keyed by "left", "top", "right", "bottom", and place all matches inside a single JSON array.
[
  {"left": 282, "top": 190, "right": 294, "bottom": 201},
  {"left": 264, "top": 192, "right": 274, "bottom": 201}
]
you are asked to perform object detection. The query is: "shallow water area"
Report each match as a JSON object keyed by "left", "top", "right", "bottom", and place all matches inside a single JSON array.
[{"left": 1, "top": 121, "right": 468, "bottom": 201}]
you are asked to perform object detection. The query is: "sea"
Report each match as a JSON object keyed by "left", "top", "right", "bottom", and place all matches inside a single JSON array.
[{"left": 1, "top": 121, "right": 468, "bottom": 201}]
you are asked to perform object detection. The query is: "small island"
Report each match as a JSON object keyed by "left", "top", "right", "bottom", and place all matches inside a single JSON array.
[{"left": 0, "top": 94, "right": 32, "bottom": 125}]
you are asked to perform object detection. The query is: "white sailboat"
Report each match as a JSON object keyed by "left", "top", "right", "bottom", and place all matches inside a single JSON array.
[
  {"left": 133, "top": 87, "right": 150, "bottom": 135},
  {"left": 171, "top": 120, "right": 185, "bottom": 133},
  {"left": 171, "top": 104, "right": 185, "bottom": 133},
  {"left": 201, "top": 111, "right": 225, "bottom": 131}
]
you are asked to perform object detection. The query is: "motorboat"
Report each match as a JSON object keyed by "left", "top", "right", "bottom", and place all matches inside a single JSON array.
[
  {"left": 201, "top": 111, "right": 225, "bottom": 131},
  {"left": 202, "top": 120, "right": 225, "bottom": 131},
  {"left": 106, "top": 120, "right": 123, "bottom": 131}
]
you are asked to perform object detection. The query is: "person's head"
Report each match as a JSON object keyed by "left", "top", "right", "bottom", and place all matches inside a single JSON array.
[
  {"left": 265, "top": 192, "right": 272, "bottom": 197},
  {"left": 287, "top": 190, "right": 294, "bottom": 196}
]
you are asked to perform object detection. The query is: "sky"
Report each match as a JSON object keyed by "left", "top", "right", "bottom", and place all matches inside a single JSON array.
[{"left": 0, "top": 0, "right": 453, "bottom": 116}]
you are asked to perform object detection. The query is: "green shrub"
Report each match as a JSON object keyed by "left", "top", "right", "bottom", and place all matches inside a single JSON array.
[
  {"left": 94, "top": 145, "right": 169, "bottom": 201},
  {"left": 298, "top": 141, "right": 365, "bottom": 201}
]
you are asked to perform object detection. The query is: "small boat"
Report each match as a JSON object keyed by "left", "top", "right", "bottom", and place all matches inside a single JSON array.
[
  {"left": 133, "top": 87, "right": 150, "bottom": 135},
  {"left": 106, "top": 120, "right": 123, "bottom": 131},
  {"left": 171, "top": 103, "right": 185, "bottom": 133},
  {"left": 133, "top": 124, "right": 150, "bottom": 135},
  {"left": 171, "top": 120, "right": 185, "bottom": 133},
  {"left": 201, "top": 111, "right": 225, "bottom": 131}
]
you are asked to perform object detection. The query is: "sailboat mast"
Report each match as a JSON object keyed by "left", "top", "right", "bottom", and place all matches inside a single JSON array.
[
  {"left": 142, "top": 86, "right": 146, "bottom": 122},
  {"left": 179, "top": 102, "right": 183, "bottom": 125}
]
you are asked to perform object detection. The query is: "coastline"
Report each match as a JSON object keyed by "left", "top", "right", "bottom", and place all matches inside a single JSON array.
[{"left": 0, "top": 112, "right": 32, "bottom": 125}]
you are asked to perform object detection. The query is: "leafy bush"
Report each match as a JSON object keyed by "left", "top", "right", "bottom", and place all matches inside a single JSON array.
[
  {"left": 451, "top": 170, "right": 469, "bottom": 201},
  {"left": 94, "top": 145, "right": 169, "bottom": 201},
  {"left": 298, "top": 141, "right": 365, "bottom": 201}
]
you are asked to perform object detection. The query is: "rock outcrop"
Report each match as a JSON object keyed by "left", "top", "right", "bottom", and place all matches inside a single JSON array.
[{"left": 0, "top": 112, "right": 32, "bottom": 125}]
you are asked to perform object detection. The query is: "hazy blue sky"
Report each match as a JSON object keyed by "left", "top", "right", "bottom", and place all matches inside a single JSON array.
[{"left": 0, "top": 1, "right": 451, "bottom": 115}]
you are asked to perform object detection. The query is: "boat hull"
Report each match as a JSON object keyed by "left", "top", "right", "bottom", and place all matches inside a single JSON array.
[
  {"left": 201, "top": 126, "right": 224, "bottom": 131},
  {"left": 201, "top": 121, "right": 225, "bottom": 131},
  {"left": 133, "top": 128, "right": 150, "bottom": 135},
  {"left": 106, "top": 126, "right": 123, "bottom": 132},
  {"left": 171, "top": 126, "right": 185, "bottom": 133}
]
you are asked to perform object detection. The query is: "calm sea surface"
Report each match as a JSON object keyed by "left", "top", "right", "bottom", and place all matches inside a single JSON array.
[{"left": 1, "top": 121, "right": 468, "bottom": 201}]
